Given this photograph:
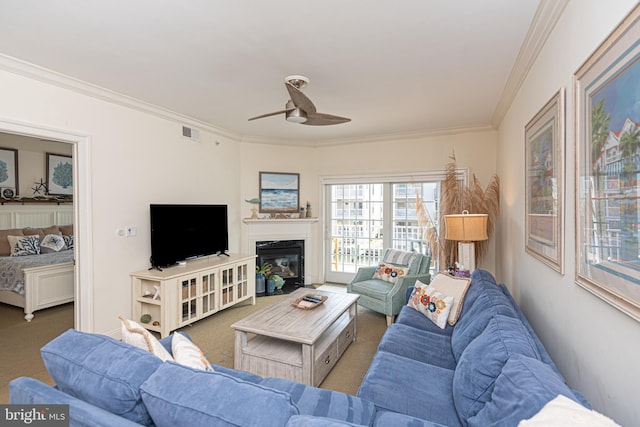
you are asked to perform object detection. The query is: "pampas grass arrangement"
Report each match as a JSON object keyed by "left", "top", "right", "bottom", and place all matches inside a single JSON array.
[{"left": 417, "top": 152, "right": 500, "bottom": 270}]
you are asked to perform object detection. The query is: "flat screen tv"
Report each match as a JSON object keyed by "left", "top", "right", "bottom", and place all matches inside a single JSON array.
[{"left": 150, "top": 204, "right": 228, "bottom": 269}]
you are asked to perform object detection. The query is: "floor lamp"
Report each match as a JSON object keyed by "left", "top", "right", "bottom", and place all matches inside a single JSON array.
[{"left": 444, "top": 210, "right": 488, "bottom": 272}]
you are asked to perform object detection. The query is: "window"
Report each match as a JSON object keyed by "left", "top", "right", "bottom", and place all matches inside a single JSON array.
[{"left": 323, "top": 173, "right": 454, "bottom": 284}]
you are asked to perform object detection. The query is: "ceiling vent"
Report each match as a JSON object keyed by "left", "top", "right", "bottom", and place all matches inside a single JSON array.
[{"left": 182, "top": 125, "right": 200, "bottom": 142}]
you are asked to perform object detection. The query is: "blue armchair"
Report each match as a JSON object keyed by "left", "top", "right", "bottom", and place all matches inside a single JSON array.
[{"left": 347, "top": 249, "right": 431, "bottom": 325}]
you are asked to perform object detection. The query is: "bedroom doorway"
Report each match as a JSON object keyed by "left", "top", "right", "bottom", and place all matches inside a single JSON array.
[{"left": 0, "top": 118, "right": 93, "bottom": 333}]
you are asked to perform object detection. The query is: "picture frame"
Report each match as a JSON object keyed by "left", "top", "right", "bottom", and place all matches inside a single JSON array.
[
  {"left": 46, "top": 153, "right": 73, "bottom": 196},
  {"left": 0, "top": 147, "right": 18, "bottom": 195},
  {"left": 574, "top": 4, "right": 640, "bottom": 321},
  {"left": 525, "top": 88, "right": 565, "bottom": 274},
  {"left": 259, "top": 172, "right": 300, "bottom": 213}
]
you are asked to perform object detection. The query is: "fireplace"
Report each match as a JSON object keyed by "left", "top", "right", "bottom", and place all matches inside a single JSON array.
[{"left": 256, "top": 239, "right": 304, "bottom": 294}]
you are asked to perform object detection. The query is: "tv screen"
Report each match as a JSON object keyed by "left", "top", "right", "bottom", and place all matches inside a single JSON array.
[{"left": 150, "top": 204, "right": 228, "bottom": 268}]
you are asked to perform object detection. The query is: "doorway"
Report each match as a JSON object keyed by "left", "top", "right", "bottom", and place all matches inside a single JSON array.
[{"left": 0, "top": 118, "right": 93, "bottom": 331}]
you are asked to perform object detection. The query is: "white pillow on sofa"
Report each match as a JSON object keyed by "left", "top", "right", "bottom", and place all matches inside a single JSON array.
[
  {"left": 518, "top": 395, "right": 620, "bottom": 426},
  {"left": 428, "top": 273, "right": 472, "bottom": 325},
  {"left": 171, "top": 332, "right": 214, "bottom": 371},
  {"left": 118, "top": 316, "right": 174, "bottom": 362},
  {"left": 407, "top": 280, "right": 454, "bottom": 329}
]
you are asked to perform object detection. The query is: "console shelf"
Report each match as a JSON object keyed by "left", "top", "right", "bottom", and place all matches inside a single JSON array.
[{"left": 131, "top": 253, "right": 256, "bottom": 337}]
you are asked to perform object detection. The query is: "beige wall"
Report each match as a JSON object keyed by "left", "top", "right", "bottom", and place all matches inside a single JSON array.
[
  {"left": 0, "top": 69, "right": 242, "bottom": 336},
  {"left": 0, "top": 133, "right": 71, "bottom": 196},
  {"left": 239, "top": 130, "right": 498, "bottom": 283},
  {"left": 496, "top": 1, "right": 639, "bottom": 425}
]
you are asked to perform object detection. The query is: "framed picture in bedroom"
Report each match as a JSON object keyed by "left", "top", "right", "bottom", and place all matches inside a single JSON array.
[
  {"left": 46, "top": 153, "right": 73, "bottom": 196},
  {"left": 0, "top": 147, "right": 18, "bottom": 195},
  {"left": 259, "top": 172, "right": 300, "bottom": 213},
  {"left": 524, "top": 88, "right": 565, "bottom": 274},
  {"left": 574, "top": 4, "right": 640, "bottom": 321}
]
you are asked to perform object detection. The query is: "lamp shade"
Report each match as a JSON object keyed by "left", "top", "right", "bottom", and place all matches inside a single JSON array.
[{"left": 444, "top": 211, "right": 488, "bottom": 242}]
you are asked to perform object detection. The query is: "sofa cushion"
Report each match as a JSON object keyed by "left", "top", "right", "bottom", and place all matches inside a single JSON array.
[
  {"left": 140, "top": 362, "right": 298, "bottom": 427},
  {"left": 450, "top": 285, "right": 518, "bottom": 361},
  {"left": 260, "top": 377, "right": 376, "bottom": 426},
  {"left": 374, "top": 410, "right": 449, "bottom": 427},
  {"left": 377, "top": 323, "right": 456, "bottom": 369},
  {"left": 407, "top": 281, "right": 455, "bottom": 329},
  {"left": 349, "top": 279, "right": 394, "bottom": 301},
  {"left": 41, "top": 329, "right": 161, "bottom": 426},
  {"left": 358, "top": 351, "right": 462, "bottom": 427},
  {"left": 286, "top": 415, "right": 366, "bottom": 427},
  {"left": 396, "top": 305, "right": 454, "bottom": 336},
  {"left": 452, "top": 315, "right": 541, "bottom": 422},
  {"left": 466, "top": 355, "right": 584, "bottom": 427}
]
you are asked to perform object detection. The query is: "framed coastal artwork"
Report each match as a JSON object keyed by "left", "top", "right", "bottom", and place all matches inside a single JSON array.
[
  {"left": 525, "top": 88, "right": 565, "bottom": 274},
  {"left": 574, "top": 4, "right": 640, "bottom": 321},
  {"left": 259, "top": 172, "right": 300, "bottom": 213},
  {"left": 46, "top": 153, "right": 73, "bottom": 196},
  {"left": 0, "top": 147, "right": 18, "bottom": 195}
]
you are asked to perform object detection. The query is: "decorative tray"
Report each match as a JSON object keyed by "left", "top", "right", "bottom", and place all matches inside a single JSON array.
[{"left": 291, "top": 293, "right": 328, "bottom": 310}]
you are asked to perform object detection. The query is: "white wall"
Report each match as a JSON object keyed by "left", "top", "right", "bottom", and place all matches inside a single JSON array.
[
  {"left": 0, "top": 69, "right": 242, "bottom": 336},
  {"left": 496, "top": 1, "right": 639, "bottom": 425},
  {"left": 239, "top": 130, "right": 499, "bottom": 282}
]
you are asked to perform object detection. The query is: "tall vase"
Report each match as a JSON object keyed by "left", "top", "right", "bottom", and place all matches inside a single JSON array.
[
  {"left": 256, "top": 274, "right": 266, "bottom": 295},
  {"left": 266, "top": 278, "right": 275, "bottom": 296}
]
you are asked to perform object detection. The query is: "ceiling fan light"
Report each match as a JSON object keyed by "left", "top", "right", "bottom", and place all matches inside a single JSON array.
[{"left": 286, "top": 108, "right": 307, "bottom": 123}]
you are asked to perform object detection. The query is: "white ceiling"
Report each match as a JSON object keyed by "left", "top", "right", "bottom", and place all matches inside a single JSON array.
[{"left": 0, "top": 0, "right": 561, "bottom": 146}]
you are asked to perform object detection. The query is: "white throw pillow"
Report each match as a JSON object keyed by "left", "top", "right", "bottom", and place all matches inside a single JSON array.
[
  {"left": 428, "top": 273, "right": 472, "bottom": 325},
  {"left": 407, "top": 281, "right": 454, "bottom": 329},
  {"left": 8, "top": 235, "right": 40, "bottom": 256},
  {"left": 518, "top": 395, "right": 620, "bottom": 426},
  {"left": 171, "top": 332, "right": 214, "bottom": 371},
  {"left": 118, "top": 316, "right": 174, "bottom": 362},
  {"left": 40, "top": 233, "right": 67, "bottom": 253}
]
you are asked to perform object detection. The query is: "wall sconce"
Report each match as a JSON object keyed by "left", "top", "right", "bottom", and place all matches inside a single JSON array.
[{"left": 444, "top": 210, "right": 488, "bottom": 272}]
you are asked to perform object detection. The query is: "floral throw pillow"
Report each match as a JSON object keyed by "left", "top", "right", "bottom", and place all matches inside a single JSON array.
[
  {"left": 372, "top": 262, "right": 409, "bottom": 284},
  {"left": 407, "top": 280, "right": 455, "bottom": 329}
]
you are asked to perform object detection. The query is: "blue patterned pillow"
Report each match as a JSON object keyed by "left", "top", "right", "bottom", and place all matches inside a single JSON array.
[
  {"left": 63, "top": 234, "right": 74, "bottom": 250},
  {"left": 8, "top": 235, "right": 40, "bottom": 256}
]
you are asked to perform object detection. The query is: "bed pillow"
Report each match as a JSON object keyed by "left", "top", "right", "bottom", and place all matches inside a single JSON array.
[
  {"left": 8, "top": 235, "right": 40, "bottom": 256},
  {"left": 59, "top": 225, "right": 74, "bottom": 236},
  {"left": 40, "top": 232, "right": 68, "bottom": 253},
  {"left": 63, "top": 235, "right": 74, "bottom": 250},
  {"left": 23, "top": 225, "right": 60, "bottom": 237},
  {"left": 0, "top": 228, "right": 24, "bottom": 256}
]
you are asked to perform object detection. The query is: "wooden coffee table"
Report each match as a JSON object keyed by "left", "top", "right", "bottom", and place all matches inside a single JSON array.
[{"left": 231, "top": 288, "right": 359, "bottom": 387}]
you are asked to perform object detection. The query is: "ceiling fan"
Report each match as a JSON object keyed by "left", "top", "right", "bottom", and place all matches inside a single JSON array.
[{"left": 248, "top": 75, "right": 351, "bottom": 126}]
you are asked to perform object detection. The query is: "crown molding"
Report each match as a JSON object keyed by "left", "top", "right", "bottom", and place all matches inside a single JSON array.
[
  {"left": 491, "top": 0, "right": 569, "bottom": 127},
  {"left": 0, "top": 54, "right": 241, "bottom": 142}
]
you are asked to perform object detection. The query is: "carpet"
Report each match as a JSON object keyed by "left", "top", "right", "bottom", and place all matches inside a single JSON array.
[{"left": 0, "top": 284, "right": 386, "bottom": 403}]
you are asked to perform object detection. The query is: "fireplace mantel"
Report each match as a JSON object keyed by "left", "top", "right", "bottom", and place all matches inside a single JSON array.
[{"left": 244, "top": 218, "right": 318, "bottom": 285}]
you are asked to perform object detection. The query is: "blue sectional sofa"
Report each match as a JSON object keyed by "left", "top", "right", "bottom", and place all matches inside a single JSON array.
[{"left": 9, "top": 269, "right": 590, "bottom": 426}]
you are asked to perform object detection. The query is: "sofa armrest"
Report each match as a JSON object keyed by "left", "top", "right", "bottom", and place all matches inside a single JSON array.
[{"left": 10, "top": 377, "right": 142, "bottom": 427}]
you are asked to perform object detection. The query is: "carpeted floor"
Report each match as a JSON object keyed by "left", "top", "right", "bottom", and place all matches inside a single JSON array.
[{"left": 0, "top": 284, "right": 387, "bottom": 403}]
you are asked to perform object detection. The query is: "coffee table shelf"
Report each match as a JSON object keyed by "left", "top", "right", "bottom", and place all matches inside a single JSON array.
[{"left": 232, "top": 289, "right": 358, "bottom": 387}]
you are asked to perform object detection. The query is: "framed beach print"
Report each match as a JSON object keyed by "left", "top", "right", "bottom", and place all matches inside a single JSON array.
[
  {"left": 259, "top": 172, "right": 300, "bottom": 213},
  {"left": 574, "top": 4, "right": 640, "bottom": 321},
  {"left": 525, "top": 88, "right": 565, "bottom": 274},
  {"left": 0, "top": 147, "right": 18, "bottom": 195},
  {"left": 46, "top": 153, "right": 73, "bottom": 196}
]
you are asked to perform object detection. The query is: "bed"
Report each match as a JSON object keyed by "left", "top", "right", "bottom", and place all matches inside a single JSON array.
[{"left": 0, "top": 250, "right": 75, "bottom": 321}]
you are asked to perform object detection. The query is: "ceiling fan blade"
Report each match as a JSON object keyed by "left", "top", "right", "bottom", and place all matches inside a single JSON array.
[
  {"left": 303, "top": 112, "right": 351, "bottom": 126},
  {"left": 285, "top": 82, "right": 317, "bottom": 114},
  {"left": 248, "top": 108, "right": 294, "bottom": 121}
]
